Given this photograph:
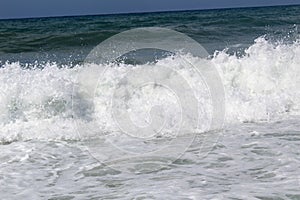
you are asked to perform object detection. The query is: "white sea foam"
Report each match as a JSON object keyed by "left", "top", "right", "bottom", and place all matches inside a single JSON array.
[{"left": 0, "top": 37, "right": 299, "bottom": 142}]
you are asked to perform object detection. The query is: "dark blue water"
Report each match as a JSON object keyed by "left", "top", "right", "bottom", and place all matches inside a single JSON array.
[{"left": 0, "top": 5, "right": 299, "bottom": 64}]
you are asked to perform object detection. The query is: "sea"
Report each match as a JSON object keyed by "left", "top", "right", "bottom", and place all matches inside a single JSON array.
[{"left": 0, "top": 5, "right": 300, "bottom": 199}]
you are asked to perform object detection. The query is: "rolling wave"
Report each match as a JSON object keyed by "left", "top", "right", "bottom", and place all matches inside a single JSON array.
[{"left": 0, "top": 36, "right": 299, "bottom": 143}]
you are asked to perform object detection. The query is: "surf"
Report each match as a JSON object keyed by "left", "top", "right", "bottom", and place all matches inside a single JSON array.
[{"left": 0, "top": 36, "right": 299, "bottom": 143}]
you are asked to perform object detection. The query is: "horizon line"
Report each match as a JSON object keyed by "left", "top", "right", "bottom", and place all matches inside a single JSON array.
[{"left": 0, "top": 3, "right": 299, "bottom": 21}]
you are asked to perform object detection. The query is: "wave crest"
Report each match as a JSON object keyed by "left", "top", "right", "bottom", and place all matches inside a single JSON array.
[{"left": 0, "top": 36, "right": 299, "bottom": 142}]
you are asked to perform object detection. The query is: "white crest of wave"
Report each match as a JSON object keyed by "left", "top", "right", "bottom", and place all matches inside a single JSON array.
[
  {"left": 0, "top": 37, "right": 299, "bottom": 142},
  {"left": 213, "top": 36, "right": 300, "bottom": 122}
]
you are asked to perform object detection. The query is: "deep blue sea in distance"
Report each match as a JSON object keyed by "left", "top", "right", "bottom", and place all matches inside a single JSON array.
[
  {"left": 0, "top": 5, "right": 300, "bottom": 199},
  {"left": 0, "top": 5, "right": 299, "bottom": 64}
]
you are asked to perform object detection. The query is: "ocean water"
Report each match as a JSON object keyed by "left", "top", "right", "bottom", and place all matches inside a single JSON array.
[{"left": 0, "top": 5, "right": 300, "bottom": 199}]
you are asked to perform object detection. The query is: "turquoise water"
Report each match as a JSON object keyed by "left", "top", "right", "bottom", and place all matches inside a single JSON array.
[{"left": 0, "top": 5, "right": 300, "bottom": 199}]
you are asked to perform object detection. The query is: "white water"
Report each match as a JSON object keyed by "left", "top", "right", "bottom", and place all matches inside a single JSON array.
[
  {"left": 0, "top": 36, "right": 300, "bottom": 199},
  {"left": 0, "top": 37, "right": 299, "bottom": 143}
]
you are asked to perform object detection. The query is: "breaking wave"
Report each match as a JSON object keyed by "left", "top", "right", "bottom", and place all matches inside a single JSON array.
[{"left": 0, "top": 36, "right": 299, "bottom": 143}]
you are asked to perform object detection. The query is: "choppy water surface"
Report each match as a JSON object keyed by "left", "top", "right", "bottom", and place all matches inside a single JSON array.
[{"left": 1, "top": 120, "right": 299, "bottom": 199}]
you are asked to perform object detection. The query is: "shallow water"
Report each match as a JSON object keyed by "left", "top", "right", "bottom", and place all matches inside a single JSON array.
[{"left": 1, "top": 119, "right": 299, "bottom": 199}]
